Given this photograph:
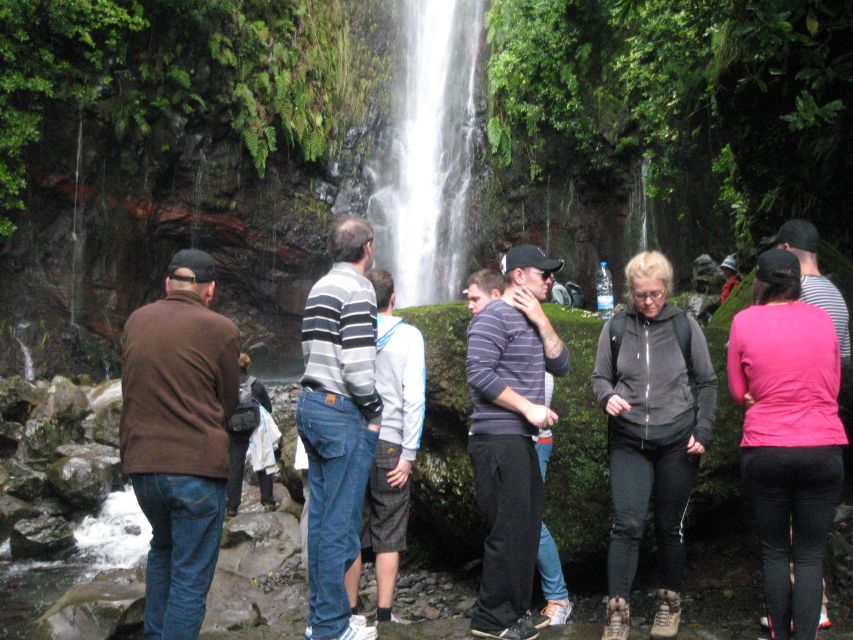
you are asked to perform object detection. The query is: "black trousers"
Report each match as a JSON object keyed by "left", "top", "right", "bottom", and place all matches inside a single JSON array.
[
  {"left": 468, "top": 434, "right": 544, "bottom": 630},
  {"left": 607, "top": 429, "right": 699, "bottom": 598},
  {"left": 227, "top": 432, "right": 274, "bottom": 511},
  {"left": 741, "top": 447, "right": 843, "bottom": 640}
]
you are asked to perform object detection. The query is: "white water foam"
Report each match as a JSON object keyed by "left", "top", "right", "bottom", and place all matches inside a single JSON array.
[{"left": 73, "top": 486, "right": 151, "bottom": 571}]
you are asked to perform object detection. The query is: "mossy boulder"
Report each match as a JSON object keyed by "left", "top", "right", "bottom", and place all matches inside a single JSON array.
[
  {"left": 0, "top": 375, "right": 43, "bottom": 423},
  {"left": 0, "top": 492, "right": 39, "bottom": 539},
  {"left": 398, "top": 302, "right": 745, "bottom": 564},
  {"left": 10, "top": 514, "right": 76, "bottom": 559}
]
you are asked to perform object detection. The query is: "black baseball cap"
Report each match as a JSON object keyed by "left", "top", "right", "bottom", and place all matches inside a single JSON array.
[
  {"left": 756, "top": 248, "right": 800, "bottom": 285},
  {"left": 500, "top": 245, "right": 564, "bottom": 274},
  {"left": 168, "top": 249, "right": 217, "bottom": 283},
  {"left": 773, "top": 219, "right": 820, "bottom": 252}
]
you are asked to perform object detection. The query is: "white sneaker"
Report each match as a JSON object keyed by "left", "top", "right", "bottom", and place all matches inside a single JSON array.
[
  {"left": 338, "top": 622, "right": 378, "bottom": 640},
  {"left": 304, "top": 615, "right": 369, "bottom": 640},
  {"left": 541, "top": 599, "right": 573, "bottom": 625}
]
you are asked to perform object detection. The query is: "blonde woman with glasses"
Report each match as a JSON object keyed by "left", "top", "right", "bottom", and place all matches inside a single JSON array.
[{"left": 590, "top": 251, "right": 718, "bottom": 640}]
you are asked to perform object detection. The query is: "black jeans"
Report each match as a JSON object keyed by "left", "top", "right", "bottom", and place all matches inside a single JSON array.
[
  {"left": 468, "top": 434, "right": 544, "bottom": 630},
  {"left": 607, "top": 430, "right": 699, "bottom": 598},
  {"left": 227, "top": 432, "right": 274, "bottom": 512},
  {"left": 741, "top": 447, "right": 844, "bottom": 640}
]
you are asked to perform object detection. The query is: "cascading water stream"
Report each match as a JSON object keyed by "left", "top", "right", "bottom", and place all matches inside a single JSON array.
[
  {"left": 70, "top": 110, "right": 83, "bottom": 326},
  {"left": 368, "top": 0, "right": 484, "bottom": 307},
  {"left": 13, "top": 321, "right": 34, "bottom": 381},
  {"left": 191, "top": 150, "right": 207, "bottom": 248},
  {"left": 627, "top": 156, "right": 655, "bottom": 255}
]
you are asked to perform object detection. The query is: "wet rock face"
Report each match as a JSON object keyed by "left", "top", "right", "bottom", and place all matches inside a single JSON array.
[
  {"left": 46, "top": 444, "right": 122, "bottom": 510},
  {"left": 32, "top": 568, "right": 145, "bottom": 640},
  {"left": 0, "top": 492, "right": 39, "bottom": 538},
  {"left": 10, "top": 514, "right": 76, "bottom": 560},
  {"left": 1, "top": 458, "right": 49, "bottom": 502},
  {"left": 0, "top": 375, "right": 43, "bottom": 423}
]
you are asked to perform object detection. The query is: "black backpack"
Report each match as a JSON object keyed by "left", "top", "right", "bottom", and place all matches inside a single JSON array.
[
  {"left": 565, "top": 281, "right": 586, "bottom": 308},
  {"left": 226, "top": 376, "right": 260, "bottom": 434}
]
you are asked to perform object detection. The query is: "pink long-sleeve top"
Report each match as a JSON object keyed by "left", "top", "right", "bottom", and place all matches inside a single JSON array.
[{"left": 727, "top": 301, "right": 847, "bottom": 448}]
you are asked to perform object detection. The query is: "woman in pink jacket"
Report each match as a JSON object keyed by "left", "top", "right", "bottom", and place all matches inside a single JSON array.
[{"left": 727, "top": 248, "right": 847, "bottom": 640}]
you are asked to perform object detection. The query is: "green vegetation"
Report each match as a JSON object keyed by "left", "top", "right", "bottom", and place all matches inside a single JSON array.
[
  {"left": 0, "top": 0, "right": 352, "bottom": 221},
  {"left": 485, "top": 0, "right": 853, "bottom": 250}
]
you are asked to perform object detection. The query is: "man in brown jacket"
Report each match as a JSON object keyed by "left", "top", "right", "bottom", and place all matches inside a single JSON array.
[{"left": 120, "top": 248, "right": 240, "bottom": 640}]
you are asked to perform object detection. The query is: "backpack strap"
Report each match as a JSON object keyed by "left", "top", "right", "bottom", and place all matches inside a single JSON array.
[
  {"left": 246, "top": 375, "right": 257, "bottom": 388},
  {"left": 671, "top": 312, "right": 692, "bottom": 379},
  {"left": 608, "top": 312, "right": 628, "bottom": 383}
]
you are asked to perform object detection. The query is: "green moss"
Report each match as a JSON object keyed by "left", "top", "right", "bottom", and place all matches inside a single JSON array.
[{"left": 400, "top": 302, "right": 751, "bottom": 564}]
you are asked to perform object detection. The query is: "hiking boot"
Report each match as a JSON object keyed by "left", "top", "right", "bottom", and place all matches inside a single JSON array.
[
  {"left": 601, "top": 597, "right": 630, "bottom": 640},
  {"left": 471, "top": 621, "right": 539, "bottom": 640},
  {"left": 540, "top": 598, "right": 573, "bottom": 625},
  {"left": 650, "top": 589, "right": 681, "bottom": 639},
  {"left": 520, "top": 609, "right": 550, "bottom": 630}
]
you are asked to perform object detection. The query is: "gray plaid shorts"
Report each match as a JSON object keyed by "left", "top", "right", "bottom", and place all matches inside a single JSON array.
[{"left": 360, "top": 439, "right": 411, "bottom": 553}]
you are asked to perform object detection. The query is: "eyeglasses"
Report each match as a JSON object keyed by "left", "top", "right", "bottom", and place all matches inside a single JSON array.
[{"left": 631, "top": 289, "right": 665, "bottom": 301}]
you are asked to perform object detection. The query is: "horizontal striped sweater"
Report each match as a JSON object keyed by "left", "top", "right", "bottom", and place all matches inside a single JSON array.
[
  {"left": 300, "top": 262, "right": 383, "bottom": 423},
  {"left": 801, "top": 274, "right": 850, "bottom": 365},
  {"left": 467, "top": 299, "right": 570, "bottom": 436}
]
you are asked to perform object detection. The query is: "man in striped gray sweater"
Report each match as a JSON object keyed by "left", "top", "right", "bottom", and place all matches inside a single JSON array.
[
  {"left": 297, "top": 216, "right": 383, "bottom": 640},
  {"left": 467, "top": 245, "right": 571, "bottom": 640}
]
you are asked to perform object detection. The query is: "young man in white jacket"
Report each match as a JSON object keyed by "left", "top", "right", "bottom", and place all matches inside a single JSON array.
[{"left": 344, "top": 268, "right": 426, "bottom": 625}]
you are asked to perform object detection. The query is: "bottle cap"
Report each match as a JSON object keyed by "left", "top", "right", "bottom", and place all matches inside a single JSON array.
[{"left": 601, "top": 261, "right": 607, "bottom": 266}]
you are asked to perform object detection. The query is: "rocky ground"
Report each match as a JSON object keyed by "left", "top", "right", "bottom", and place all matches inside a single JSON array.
[{"left": 109, "top": 499, "right": 852, "bottom": 640}]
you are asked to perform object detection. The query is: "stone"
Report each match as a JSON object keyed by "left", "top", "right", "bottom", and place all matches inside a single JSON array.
[
  {"left": 10, "top": 514, "right": 75, "bottom": 559},
  {"left": 86, "top": 378, "right": 122, "bottom": 414},
  {"left": 0, "top": 418, "right": 23, "bottom": 448},
  {"left": 0, "top": 375, "right": 43, "bottom": 423},
  {"left": 31, "top": 568, "right": 145, "bottom": 640},
  {"left": 82, "top": 398, "right": 122, "bottom": 448},
  {"left": 1, "top": 458, "right": 49, "bottom": 501},
  {"left": 692, "top": 254, "right": 724, "bottom": 293},
  {"left": 15, "top": 376, "right": 89, "bottom": 468},
  {"left": 0, "top": 492, "right": 39, "bottom": 538},
  {"left": 46, "top": 446, "right": 121, "bottom": 510}
]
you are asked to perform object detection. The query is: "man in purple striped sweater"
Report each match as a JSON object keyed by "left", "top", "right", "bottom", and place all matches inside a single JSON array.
[{"left": 467, "top": 245, "right": 571, "bottom": 640}]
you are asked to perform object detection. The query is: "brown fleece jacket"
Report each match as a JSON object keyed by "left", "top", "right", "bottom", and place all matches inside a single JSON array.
[{"left": 119, "top": 290, "right": 240, "bottom": 479}]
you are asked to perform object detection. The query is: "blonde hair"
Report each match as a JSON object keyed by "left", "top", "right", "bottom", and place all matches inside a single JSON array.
[
  {"left": 238, "top": 352, "right": 251, "bottom": 372},
  {"left": 624, "top": 251, "right": 674, "bottom": 296}
]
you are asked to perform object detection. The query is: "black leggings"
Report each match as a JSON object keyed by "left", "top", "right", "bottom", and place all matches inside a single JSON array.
[
  {"left": 607, "top": 432, "right": 699, "bottom": 598},
  {"left": 741, "top": 447, "right": 843, "bottom": 640},
  {"left": 227, "top": 432, "right": 275, "bottom": 511}
]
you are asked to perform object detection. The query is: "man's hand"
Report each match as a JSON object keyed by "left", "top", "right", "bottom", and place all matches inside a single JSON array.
[
  {"left": 686, "top": 434, "right": 705, "bottom": 455},
  {"left": 386, "top": 458, "right": 412, "bottom": 488},
  {"left": 368, "top": 423, "right": 381, "bottom": 432},
  {"left": 605, "top": 394, "right": 632, "bottom": 417},
  {"left": 524, "top": 403, "right": 558, "bottom": 428},
  {"left": 510, "top": 286, "right": 547, "bottom": 328}
]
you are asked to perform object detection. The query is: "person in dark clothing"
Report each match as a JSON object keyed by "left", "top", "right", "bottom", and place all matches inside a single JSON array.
[
  {"left": 467, "top": 245, "right": 571, "bottom": 640},
  {"left": 590, "top": 250, "right": 717, "bottom": 640},
  {"left": 120, "top": 248, "right": 240, "bottom": 640},
  {"left": 226, "top": 352, "right": 275, "bottom": 516}
]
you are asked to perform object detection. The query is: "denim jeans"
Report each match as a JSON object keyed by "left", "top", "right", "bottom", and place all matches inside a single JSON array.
[
  {"left": 297, "top": 390, "right": 378, "bottom": 640},
  {"left": 131, "top": 473, "right": 227, "bottom": 640},
  {"left": 535, "top": 440, "right": 569, "bottom": 601}
]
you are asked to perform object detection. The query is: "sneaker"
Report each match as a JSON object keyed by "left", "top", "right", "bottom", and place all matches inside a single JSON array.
[
  {"left": 520, "top": 609, "right": 550, "bottom": 630},
  {"left": 337, "top": 622, "right": 377, "bottom": 640},
  {"left": 304, "top": 615, "right": 368, "bottom": 640},
  {"left": 377, "top": 612, "right": 410, "bottom": 625},
  {"left": 471, "top": 622, "right": 539, "bottom": 640},
  {"left": 541, "top": 598, "right": 573, "bottom": 625},
  {"left": 649, "top": 589, "right": 681, "bottom": 639},
  {"left": 601, "top": 597, "right": 630, "bottom": 640}
]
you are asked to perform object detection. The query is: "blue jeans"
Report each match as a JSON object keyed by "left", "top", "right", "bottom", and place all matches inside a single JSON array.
[
  {"left": 535, "top": 440, "right": 569, "bottom": 601},
  {"left": 297, "top": 390, "right": 378, "bottom": 640},
  {"left": 131, "top": 473, "right": 227, "bottom": 640}
]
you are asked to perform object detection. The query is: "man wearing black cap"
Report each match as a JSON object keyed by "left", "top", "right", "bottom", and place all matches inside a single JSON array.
[
  {"left": 466, "top": 245, "right": 571, "bottom": 640},
  {"left": 120, "top": 248, "right": 240, "bottom": 640},
  {"left": 775, "top": 219, "right": 849, "bottom": 366}
]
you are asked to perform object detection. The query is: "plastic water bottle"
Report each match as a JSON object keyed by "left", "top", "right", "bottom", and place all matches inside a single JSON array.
[{"left": 596, "top": 261, "right": 614, "bottom": 320}]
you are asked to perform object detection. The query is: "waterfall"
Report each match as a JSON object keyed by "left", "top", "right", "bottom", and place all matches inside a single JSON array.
[
  {"left": 73, "top": 486, "right": 151, "bottom": 572},
  {"left": 70, "top": 110, "right": 83, "bottom": 326},
  {"left": 13, "top": 321, "right": 34, "bottom": 381},
  {"left": 627, "top": 157, "right": 655, "bottom": 255},
  {"left": 368, "top": 0, "right": 485, "bottom": 307},
  {"left": 190, "top": 150, "right": 206, "bottom": 248}
]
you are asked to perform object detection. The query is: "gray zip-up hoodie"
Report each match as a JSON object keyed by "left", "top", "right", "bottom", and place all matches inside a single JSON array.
[{"left": 590, "top": 304, "right": 717, "bottom": 446}]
